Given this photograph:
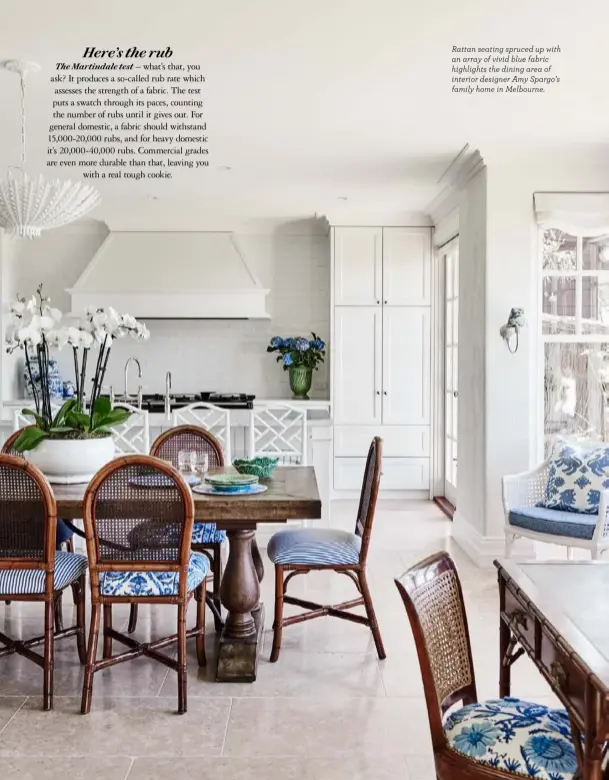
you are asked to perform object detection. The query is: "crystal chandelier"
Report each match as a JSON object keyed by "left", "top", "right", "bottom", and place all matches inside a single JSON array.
[{"left": 0, "top": 60, "right": 101, "bottom": 238}]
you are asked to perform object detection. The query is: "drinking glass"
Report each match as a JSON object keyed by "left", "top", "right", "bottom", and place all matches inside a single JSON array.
[
  {"left": 192, "top": 452, "right": 209, "bottom": 477},
  {"left": 177, "top": 450, "right": 195, "bottom": 474}
]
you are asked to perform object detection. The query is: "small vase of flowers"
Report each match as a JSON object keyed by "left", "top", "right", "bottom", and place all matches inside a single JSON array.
[
  {"left": 266, "top": 333, "right": 325, "bottom": 400},
  {"left": 5, "top": 284, "right": 150, "bottom": 483}
]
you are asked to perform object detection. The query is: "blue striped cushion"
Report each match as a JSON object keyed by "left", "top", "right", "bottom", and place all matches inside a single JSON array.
[
  {"left": 267, "top": 528, "right": 361, "bottom": 566},
  {"left": 0, "top": 551, "right": 88, "bottom": 595},
  {"left": 98, "top": 551, "right": 209, "bottom": 597},
  {"left": 192, "top": 523, "right": 226, "bottom": 545}
]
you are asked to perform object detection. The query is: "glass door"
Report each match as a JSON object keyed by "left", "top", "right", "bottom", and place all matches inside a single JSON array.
[{"left": 444, "top": 239, "right": 459, "bottom": 506}]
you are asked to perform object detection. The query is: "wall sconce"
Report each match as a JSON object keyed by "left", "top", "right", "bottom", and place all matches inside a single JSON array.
[{"left": 500, "top": 307, "right": 526, "bottom": 353}]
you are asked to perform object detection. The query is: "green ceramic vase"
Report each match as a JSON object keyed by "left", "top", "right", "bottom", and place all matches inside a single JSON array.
[{"left": 289, "top": 365, "right": 313, "bottom": 400}]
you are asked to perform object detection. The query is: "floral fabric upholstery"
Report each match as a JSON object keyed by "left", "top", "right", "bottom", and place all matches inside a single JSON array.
[
  {"left": 191, "top": 523, "right": 226, "bottom": 546},
  {"left": 267, "top": 528, "right": 361, "bottom": 566},
  {"left": 0, "top": 551, "right": 88, "bottom": 595},
  {"left": 538, "top": 442, "right": 609, "bottom": 514},
  {"left": 99, "top": 551, "right": 209, "bottom": 597},
  {"left": 444, "top": 698, "right": 577, "bottom": 780}
]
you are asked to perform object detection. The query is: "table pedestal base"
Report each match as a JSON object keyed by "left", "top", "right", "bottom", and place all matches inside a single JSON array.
[
  {"left": 216, "top": 603, "right": 265, "bottom": 682},
  {"left": 216, "top": 528, "right": 265, "bottom": 682}
]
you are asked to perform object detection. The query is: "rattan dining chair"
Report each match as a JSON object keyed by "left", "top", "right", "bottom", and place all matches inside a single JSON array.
[
  {"left": 395, "top": 552, "right": 579, "bottom": 780},
  {"left": 268, "top": 436, "right": 385, "bottom": 661},
  {"left": 80, "top": 455, "right": 209, "bottom": 715},
  {"left": 136, "top": 425, "right": 226, "bottom": 632},
  {"left": 0, "top": 454, "right": 87, "bottom": 710},
  {"left": 2, "top": 429, "right": 76, "bottom": 631}
]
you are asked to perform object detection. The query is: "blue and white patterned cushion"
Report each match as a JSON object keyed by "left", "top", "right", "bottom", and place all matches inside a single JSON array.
[
  {"left": 0, "top": 551, "right": 88, "bottom": 595},
  {"left": 191, "top": 523, "right": 226, "bottom": 545},
  {"left": 99, "top": 551, "right": 209, "bottom": 597},
  {"left": 539, "top": 442, "right": 609, "bottom": 514},
  {"left": 267, "top": 528, "right": 361, "bottom": 566},
  {"left": 444, "top": 698, "right": 577, "bottom": 780}
]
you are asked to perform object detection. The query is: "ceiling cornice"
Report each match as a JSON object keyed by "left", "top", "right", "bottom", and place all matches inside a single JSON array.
[{"left": 424, "top": 145, "right": 485, "bottom": 223}]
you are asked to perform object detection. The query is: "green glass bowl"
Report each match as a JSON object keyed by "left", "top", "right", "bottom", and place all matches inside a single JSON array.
[{"left": 233, "top": 457, "right": 279, "bottom": 479}]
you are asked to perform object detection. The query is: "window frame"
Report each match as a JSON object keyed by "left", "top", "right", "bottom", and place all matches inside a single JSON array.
[{"left": 537, "top": 225, "right": 609, "bottom": 460}]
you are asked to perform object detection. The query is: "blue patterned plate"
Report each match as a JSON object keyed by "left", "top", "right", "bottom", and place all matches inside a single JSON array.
[
  {"left": 192, "top": 483, "right": 267, "bottom": 496},
  {"left": 129, "top": 473, "right": 201, "bottom": 488}
]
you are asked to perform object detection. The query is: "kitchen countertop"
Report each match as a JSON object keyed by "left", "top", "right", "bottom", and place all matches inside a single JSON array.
[{"left": 0, "top": 397, "right": 332, "bottom": 425}]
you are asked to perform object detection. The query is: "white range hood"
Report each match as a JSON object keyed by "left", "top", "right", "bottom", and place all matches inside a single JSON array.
[{"left": 67, "top": 231, "right": 270, "bottom": 319}]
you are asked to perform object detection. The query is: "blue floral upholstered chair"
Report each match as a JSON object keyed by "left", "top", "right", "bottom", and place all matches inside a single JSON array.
[
  {"left": 395, "top": 552, "right": 579, "bottom": 780},
  {"left": 80, "top": 455, "right": 208, "bottom": 715},
  {"left": 0, "top": 454, "right": 87, "bottom": 710},
  {"left": 502, "top": 441, "right": 609, "bottom": 559},
  {"left": 125, "top": 425, "right": 227, "bottom": 635}
]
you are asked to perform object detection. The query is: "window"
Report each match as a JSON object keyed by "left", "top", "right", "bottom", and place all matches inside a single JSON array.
[{"left": 541, "top": 228, "right": 609, "bottom": 453}]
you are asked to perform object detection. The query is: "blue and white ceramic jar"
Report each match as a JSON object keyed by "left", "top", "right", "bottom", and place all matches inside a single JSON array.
[{"left": 23, "top": 354, "right": 64, "bottom": 400}]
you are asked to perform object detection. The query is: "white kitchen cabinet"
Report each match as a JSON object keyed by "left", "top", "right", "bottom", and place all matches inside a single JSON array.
[
  {"left": 334, "top": 227, "right": 383, "bottom": 306},
  {"left": 334, "top": 456, "right": 429, "bottom": 491},
  {"left": 333, "top": 306, "right": 382, "bottom": 426},
  {"left": 382, "top": 227, "right": 431, "bottom": 306},
  {"left": 334, "top": 425, "right": 429, "bottom": 457},
  {"left": 382, "top": 307, "right": 430, "bottom": 426},
  {"left": 331, "top": 224, "right": 433, "bottom": 495}
]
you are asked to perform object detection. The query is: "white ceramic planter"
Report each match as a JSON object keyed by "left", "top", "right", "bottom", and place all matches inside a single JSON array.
[{"left": 24, "top": 436, "right": 116, "bottom": 484}]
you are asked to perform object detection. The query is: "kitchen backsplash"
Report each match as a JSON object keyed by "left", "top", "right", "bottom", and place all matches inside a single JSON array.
[{"left": 7, "top": 225, "right": 330, "bottom": 400}]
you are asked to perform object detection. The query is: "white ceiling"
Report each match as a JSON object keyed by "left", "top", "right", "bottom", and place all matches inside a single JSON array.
[{"left": 1, "top": 0, "right": 608, "bottom": 229}]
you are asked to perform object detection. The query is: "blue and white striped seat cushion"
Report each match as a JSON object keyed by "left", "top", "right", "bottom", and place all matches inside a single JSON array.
[
  {"left": 267, "top": 528, "right": 361, "bottom": 566},
  {"left": 191, "top": 523, "right": 226, "bottom": 545},
  {"left": 0, "top": 551, "right": 88, "bottom": 595},
  {"left": 99, "top": 551, "right": 209, "bottom": 597}
]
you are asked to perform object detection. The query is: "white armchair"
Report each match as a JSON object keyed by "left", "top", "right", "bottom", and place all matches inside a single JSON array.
[{"left": 502, "top": 459, "right": 609, "bottom": 559}]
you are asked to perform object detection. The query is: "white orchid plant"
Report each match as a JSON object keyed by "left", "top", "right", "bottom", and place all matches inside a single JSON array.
[{"left": 5, "top": 284, "right": 150, "bottom": 452}]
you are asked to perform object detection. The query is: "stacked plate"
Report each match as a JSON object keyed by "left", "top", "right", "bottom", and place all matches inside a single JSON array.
[{"left": 193, "top": 472, "right": 268, "bottom": 496}]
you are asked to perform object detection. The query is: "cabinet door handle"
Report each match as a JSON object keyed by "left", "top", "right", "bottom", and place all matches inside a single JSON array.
[
  {"left": 383, "top": 391, "right": 387, "bottom": 396},
  {"left": 384, "top": 300, "right": 388, "bottom": 304},
  {"left": 376, "top": 390, "right": 380, "bottom": 395},
  {"left": 376, "top": 300, "right": 380, "bottom": 305}
]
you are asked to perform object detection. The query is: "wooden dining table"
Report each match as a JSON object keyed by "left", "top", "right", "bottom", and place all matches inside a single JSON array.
[
  {"left": 496, "top": 559, "right": 609, "bottom": 780},
  {"left": 53, "top": 466, "right": 321, "bottom": 683}
]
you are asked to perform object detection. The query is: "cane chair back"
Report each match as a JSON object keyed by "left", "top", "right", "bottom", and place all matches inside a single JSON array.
[
  {"left": 13, "top": 405, "right": 62, "bottom": 431},
  {"left": 171, "top": 403, "right": 231, "bottom": 464},
  {"left": 0, "top": 455, "right": 56, "bottom": 568},
  {"left": 2, "top": 428, "right": 28, "bottom": 459},
  {"left": 83, "top": 456, "right": 194, "bottom": 599},
  {"left": 354, "top": 437, "right": 383, "bottom": 563},
  {"left": 395, "top": 552, "right": 477, "bottom": 749},
  {"left": 248, "top": 404, "right": 307, "bottom": 465},
  {"left": 150, "top": 426, "right": 225, "bottom": 470},
  {"left": 110, "top": 404, "right": 150, "bottom": 455}
]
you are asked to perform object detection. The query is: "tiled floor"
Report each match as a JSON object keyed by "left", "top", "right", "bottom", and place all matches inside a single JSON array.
[{"left": 0, "top": 501, "right": 562, "bottom": 779}]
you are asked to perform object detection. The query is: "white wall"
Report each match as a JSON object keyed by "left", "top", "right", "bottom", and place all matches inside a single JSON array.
[{"left": 2, "top": 221, "right": 330, "bottom": 401}]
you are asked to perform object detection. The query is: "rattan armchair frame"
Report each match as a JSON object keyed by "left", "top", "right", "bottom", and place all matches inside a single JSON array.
[
  {"left": 270, "top": 437, "right": 385, "bottom": 662},
  {"left": 395, "top": 551, "right": 527, "bottom": 780},
  {"left": 80, "top": 455, "right": 207, "bottom": 715},
  {"left": 0, "top": 454, "right": 86, "bottom": 711}
]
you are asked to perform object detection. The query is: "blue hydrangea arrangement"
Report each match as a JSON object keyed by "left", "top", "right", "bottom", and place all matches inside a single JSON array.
[{"left": 266, "top": 333, "right": 326, "bottom": 371}]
